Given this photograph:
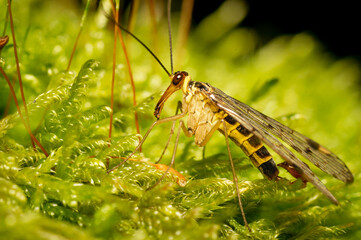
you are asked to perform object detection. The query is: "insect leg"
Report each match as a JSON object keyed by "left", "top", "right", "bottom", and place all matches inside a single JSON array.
[
  {"left": 147, "top": 120, "right": 183, "bottom": 191},
  {"left": 155, "top": 121, "right": 176, "bottom": 164},
  {"left": 196, "top": 121, "right": 222, "bottom": 147},
  {"left": 222, "top": 119, "right": 251, "bottom": 232},
  {"left": 156, "top": 101, "right": 184, "bottom": 164},
  {"left": 202, "top": 145, "right": 206, "bottom": 160},
  {"left": 107, "top": 112, "right": 187, "bottom": 173}
]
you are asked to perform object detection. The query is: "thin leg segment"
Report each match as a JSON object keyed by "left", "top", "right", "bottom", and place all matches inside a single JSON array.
[
  {"left": 222, "top": 120, "right": 251, "bottom": 232},
  {"left": 156, "top": 101, "right": 184, "bottom": 164},
  {"left": 147, "top": 120, "right": 183, "bottom": 191},
  {"left": 155, "top": 120, "right": 176, "bottom": 164},
  {"left": 196, "top": 120, "right": 221, "bottom": 147},
  {"left": 107, "top": 112, "right": 187, "bottom": 173}
]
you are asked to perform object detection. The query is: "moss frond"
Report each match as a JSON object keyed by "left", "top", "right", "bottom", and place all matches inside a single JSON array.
[{"left": 1, "top": 1, "right": 360, "bottom": 239}]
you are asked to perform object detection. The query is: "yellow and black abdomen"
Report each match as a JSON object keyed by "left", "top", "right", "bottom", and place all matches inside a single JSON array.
[{"left": 219, "top": 115, "right": 279, "bottom": 180}]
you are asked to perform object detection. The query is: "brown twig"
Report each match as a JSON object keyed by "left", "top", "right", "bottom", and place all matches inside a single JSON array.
[
  {"left": 0, "top": 67, "right": 48, "bottom": 157},
  {"left": 7, "top": 0, "right": 35, "bottom": 149},
  {"left": 109, "top": 1, "right": 141, "bottom": 148}
]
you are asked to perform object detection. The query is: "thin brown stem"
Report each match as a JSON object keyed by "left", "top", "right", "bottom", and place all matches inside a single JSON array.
[
  {"left": 126, "top": 0, "right": 139, "bottom": 39},
  {"left": 0, "top": 67, "right": 48, "bottom": 157},
  {"left": 66, "top": 30, "right": 82, "bottom": 71},
  {"left": 105, "top": 13, "right": 170, "bottom": 76},
  {"left": 2, "top": 7, "right": 9, "bottom": 37},
  {"left": 7, "top": 0, "right": 35, "bottom": 149},
  {"left": 3, "top": 75, "right": 15, "bottom": 117},
  {"left": 108, "top": 0, "right": 118, "bottom": 147},
  {"left": 110, "top": 1, "right": 141, "bottom": 147},
  {"left": 175, "top": 0, "right": 194, "bottom": 67},
  {"left": 147, "top": 0, "right": 159, "bottom": 59},
  {"left": 66, "top": 0, "right": 91, "bottom": 71}
]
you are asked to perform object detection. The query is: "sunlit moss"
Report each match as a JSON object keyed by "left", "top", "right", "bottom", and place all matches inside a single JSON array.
[{"left": 0, "top": 0, "right": 360, "bottom": 239}]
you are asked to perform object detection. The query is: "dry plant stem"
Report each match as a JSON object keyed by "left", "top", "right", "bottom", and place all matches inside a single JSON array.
[
  {"left": 116, "top": 18, "right": 141, "bottom": 144},
  {"left": 108, "top": 0, "right": 118, "bottom": 149},
  {"left": 7, "top": 0, "right": 35, "bottom": 149},
  {"left": 147, "top": 120, "right": 182, "bottom": 191},
  {"left": 175, "top": 0, "right": 194, "bottom": 66},
  {"left": 2, "top": 8, "right": 9, "bottom": 36},
  {"left": 66, "top": 0, "right": 91, "bottom": 71},
  {"left": 110, "top": 1, "right": 141, "bottom": 145},
  {"left": 29, "top": 0, "right": 91, "bottom": 137},
  {"left": 2, "top": 36, "right": 12, "bottom": 117},
  {"left": 107, "top": 112, "right": 186, "bottom": 173},
  {"left": 126, "top": 0, "right": 139, "bottom": 41},
  {"left": 222, "top": 120, "right": 251, "bottom": 232},
  {"left": 1, "top": 10, "right": 9, "bottom": 58},
  {"left": 105, "top": 16, "right": 171, "bottom": 76},
  {"left": 66, "top": 31, "right": 82, "bottom": 71},
  {"left": 3, "top": 75, "right": 15, "bottom": 117},
  {"left": 147, "top": 0, "right": 159, "bottom": 58},
  {"left": 66, "top": 30, "right": 82, "bottom": 71},
  {"left": 0, "top": 67, "right": 48, "bottom": 157}
]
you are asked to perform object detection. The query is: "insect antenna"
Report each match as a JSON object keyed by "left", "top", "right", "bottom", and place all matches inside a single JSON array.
[
  {"left": 167, "top": 0, "right": 174, "bottom": 74},
  {"left": 103, "top": 7, "right": 171, "bottom": 77}
]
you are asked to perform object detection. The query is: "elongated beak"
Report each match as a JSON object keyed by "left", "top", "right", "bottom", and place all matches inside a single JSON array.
[{"left": 154, "top": 83, "right": 180, "bottom": 119}]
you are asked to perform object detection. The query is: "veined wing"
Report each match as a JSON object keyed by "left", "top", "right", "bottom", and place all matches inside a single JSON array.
[
  {"left": 198, "top": 82, "right": 353, "bottom": 184},
  {"left": 235, "top": 99, "right": 354, "bottom": 183},
  {"left": 196, "top": 82, "right": 351, "bottom": 204}
]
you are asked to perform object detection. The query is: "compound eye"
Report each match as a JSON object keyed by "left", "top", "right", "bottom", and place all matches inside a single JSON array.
[{"left": 172, "top": 72, "right": 184, "bottom": 85}]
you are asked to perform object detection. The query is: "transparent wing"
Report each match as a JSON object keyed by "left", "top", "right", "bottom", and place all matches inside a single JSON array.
[
  {"left": 199, "top": 82, "right": 353, "bottom": 183},
  {"left": 196, "top": 82, "right": 353, "bottom": 204}
]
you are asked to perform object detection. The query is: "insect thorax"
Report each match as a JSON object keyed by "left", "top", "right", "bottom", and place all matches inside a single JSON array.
[{"left": 183, "top": 82, "right": 225, "bottom": 146}]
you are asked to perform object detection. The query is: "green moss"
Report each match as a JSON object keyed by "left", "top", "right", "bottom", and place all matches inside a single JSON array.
[{"left": 1, "top": 0, "right": 361, "bottom": 239}]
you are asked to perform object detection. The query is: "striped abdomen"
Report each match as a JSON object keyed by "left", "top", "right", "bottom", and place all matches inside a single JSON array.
[{"left": 219, "top": 115, "right": 279, "bottom": 180}]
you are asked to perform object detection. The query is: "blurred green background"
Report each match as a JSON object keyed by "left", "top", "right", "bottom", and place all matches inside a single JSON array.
[{"left": 1, "top": 0, "right": 360, "bottom": 239}]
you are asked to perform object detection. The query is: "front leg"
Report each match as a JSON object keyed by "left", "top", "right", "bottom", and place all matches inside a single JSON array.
[
  {"left": 156, "top": 101, "right": 186, "bottom": 164},
  {"left": 108, "top": 111, "right": 187, "bottom": 173},
  {"left": 195, "top": 120, "right": 221, "bottom": 147}
]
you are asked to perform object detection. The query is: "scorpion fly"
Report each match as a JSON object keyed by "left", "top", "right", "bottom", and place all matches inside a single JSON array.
[{"left": 108, "top": 0, "right": 354, "bottom": 231}]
